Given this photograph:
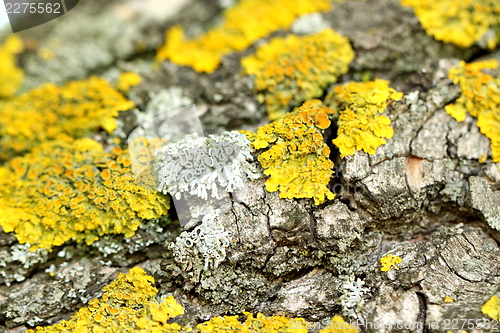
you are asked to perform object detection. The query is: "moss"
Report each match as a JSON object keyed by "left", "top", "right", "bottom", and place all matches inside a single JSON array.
[
  {"left": 242, "top": 29, "right": 354, "bottom": 120},
  {"left": 379, "top": 254, "right": 402, "bottom": 272},
  {"left": 0, "top": 76, "right": 134, "bottom": 161},
  {"left": 27, "top": 267, "right": 188, "bottom": 333},
  {"left": 401, "top": 0, "right": 500, "bottom": 49},
  {"left": 482, "top": 295, "right": 500, "bottom": 320},
  {"left": 0, "top": 35, "right": 24, "bottom": 99},
  {"left": 243, "top": 100, "right": 335, "bottom": 205},
  {"left": 0, "top": 138, "right": 169, "bottom": 250},
  {"left": 445, "top": 60, "right": 500, "bottom": 165},
  {"left": 116, "top": 72, "right": 142, "bottom": 93},
  {"left": 327, "top": 79, "right": 403, "bottom": 158},
  {"left": 156, "top": 0, "right": 332, "bottom": 73}
]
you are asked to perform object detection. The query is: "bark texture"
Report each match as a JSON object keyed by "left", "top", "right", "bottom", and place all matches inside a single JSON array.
[{"left": 1, "top": 0, "right": 500, "bottom": 332}]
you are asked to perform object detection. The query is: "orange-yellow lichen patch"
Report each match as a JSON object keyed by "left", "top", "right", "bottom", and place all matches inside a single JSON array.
[
  {"left": 156, "top": 0, "right": 332, "bottom": 73},
  {"left": 0, "top": 35, "right": 24, "bottom": 99},
  {"left": 242, "top": 29, "right": 354, "bottom": 120},
  {"left": 128, "top": 137, "right": 167, "bottom": 190},
  {"left": 401, "top": 0, "right": 500, "bottom": 49},
  {"left": 445, "top": 60, "right": 500, "bottom": 165},
  {"left": 380, "top": 254, "right": 402, "bottom": 272},
  {"left": 197, "top": 312, "right": 308, "bottom": 333},
  {"left": 0, "top": 76, "right": 134, "bottom": 161},
  {"left": 27, "top": 267, "right": 187, "bottom": 333},
  {"left": 444, "top": 295, "right": 454, "bottom": 303},
  {"left": 0, "top": 138, "right": 169, "bottom": 250},
  {"left": 482, "top": 295, "right": 500, "bottom": 320},
  {"left": 319, "top": 316, "right": 359, "bottom": 333},
  {"left": 244, "top": 100, "right": 335, "bottom": 205},
  {"left": 327, "top": 79, "right": 403, "bottom": 158},
  {"left": 116, "top": 72, "right": 142, "bottom": 93}
]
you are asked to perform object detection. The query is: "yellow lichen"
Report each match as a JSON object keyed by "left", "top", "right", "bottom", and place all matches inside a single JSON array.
[
  {"left": 242, "top": 29, "right": 354, "bottom": 120},
  {"left": 0, "top": 76, "right": 134, "bottom": 161},
  {"left": 156, "top": 0, "right": 332, "bottom": 73},
  {"left": 401, "top": 0, "right": 500, "bottom": 49},
  {"left": 197, "top": 312, "right": 308, "bottom": 333},
  {"left": 482, "top": 295, "right": 500, "bottom": 320},
  {"left": 445, "top": 60, "right": 500, "bottom": 165},
  {"left": 380, "top": 254, "right": 402, "bottom": 272},
  {"left": 319, "top": 316, "right": 359, "bottom": 333},
  {"left": 129, "top": 137, "right": 168, "bottom": 189},
  {"left": 117, "top": 71, "right": 142, "bottom": 93},
  {"left": 27, "top": 267, "right": 188, "bottom": 333},
  {"left": 444, "top": 295, "right": 454, "bottom": 303},
  {"left": 244, "top": 100, "right": 335, "bottom": 205},
  {"left": 0, "top": 35, "right": 24, "bottom": 99},
  {"left": 0, "top": 138, "right": 169, "bottom": 250},
  {"left": 327, "top": 79, "right": 403, "bottom": 158}
]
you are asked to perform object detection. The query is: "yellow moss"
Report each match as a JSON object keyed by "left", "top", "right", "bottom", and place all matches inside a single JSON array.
[
  {"left": 445, "top": 60, "right": 500, "bottom": 165},
  {"left": 327, "top": 79, "right": 403, "bottom": 158},
  {"left": 27, "top": 267, "right": 188, "bottom": 333},
  {"left": 117, "top": 72, "right": 142, "bottom": 93},
  {"left": 444, "top": 295, "right": 454, "bottom": 303},
  {"left": 0, "top": 138, "right": 169, "bottom": 250},
  {"left": 197, "top": 312, "right": 308, "bottom": 333},
  {"left": 401, "top": 0, "right": 500, "bottom": 49},
  {"left": 156, "top": 0, "right": 331, "bottom": 73},
  {"left": 0, "top": 76, "right": 134, "bottom": 161},
  {"left": 482, "top": 295, "right": 500, "bottom": 320},
  {"left": 242, "top": 29, "right": 354, "bottom": 120},
  {"left": 319, "top": 316, "right": 359, "bottom": 333},
  {"left": 0, "top": 35, "right": 24, "bottom": 98},
  {"left": 380, "top": 254, "right": 402, "bottom": 272},
  {"left": 244, "top": 100, "right": 335, "bottom": 205}
]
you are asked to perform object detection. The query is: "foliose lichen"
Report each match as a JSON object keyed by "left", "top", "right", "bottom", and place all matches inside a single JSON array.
[
  {"left": 337, "top": 276, "right": 370, "bottom": 319},
  {"left": 169, "top": 210, "right": 231, "bottom": 280},
  {"left": 401, "top": 0, "right": 500, "bottom": 49},
  {"left": 379, "top": 254, "right": 402, "bottom": 272},
  {"left": 197, "top": 312, "right": 309, "bottom": 333},
  {"left": 327, "top": 79, "right": 403, "bottom": 158},
  {"left": 482, "top": 295, "right": 500, "bottom": 320},
  {"left": 0, "top": 34, "right": 24, "bottom": 99},
  {"left": 0, "top": 138, "right": 169, "bottom": 250},
  {"left": 116, "top": 71, "right": 142, "bottom": 93},
  {"left": 156, "top": 0, "right": 332, "bottom": 73},
  {"left": 445, "top": 59, "right": 500, "bottom": 166},
  {"left": 156, "top": 131, "right": 261, "bottom": 201},
  {"left": 27, "top": 267, "right": 188, "bottom": 333},
  {"left": 242, "top": 28, "right": 354, "bottom": 120},
  {"left": 0, "top": 76, "right": 134, "bottom": 161},
  {"left": 244, "top": 100, "right": 335, "bottom": 205}
]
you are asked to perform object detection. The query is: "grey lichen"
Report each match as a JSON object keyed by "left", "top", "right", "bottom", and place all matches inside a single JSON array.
[
  {"left": 156, "top": 130, "right": 261, "bottom": 200},
  {"left": 169, "top": 210, "right": 231, "bottom": 281}
]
